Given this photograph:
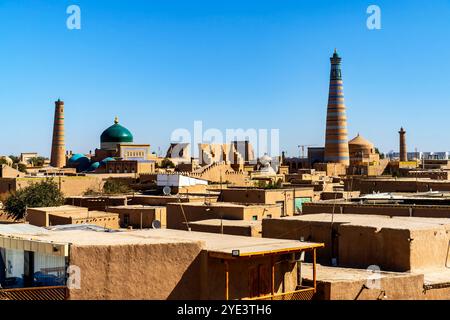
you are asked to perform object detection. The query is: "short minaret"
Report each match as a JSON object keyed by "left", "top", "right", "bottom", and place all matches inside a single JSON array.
[
  {"left": 399, "top": 127, "right": 407, "bottom": 162},
  {"left": 324, "top": 49, "right": 350, "bottom": 165},
  {"left": 50, "top": 99, "right": 66, "bottom": 168}
]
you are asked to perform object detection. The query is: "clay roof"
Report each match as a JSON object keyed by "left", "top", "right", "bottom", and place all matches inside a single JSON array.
[{"left": 348, "top": 134, "right": 374, "bottom": 148}]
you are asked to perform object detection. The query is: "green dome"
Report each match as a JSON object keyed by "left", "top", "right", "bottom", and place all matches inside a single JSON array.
[{"left": 100, "top": 117, "right": 133, "bottom": 144}]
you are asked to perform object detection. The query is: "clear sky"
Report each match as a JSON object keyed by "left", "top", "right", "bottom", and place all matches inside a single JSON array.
[{"left": 1, "top": 0, "right": 450, "bottom": 158}]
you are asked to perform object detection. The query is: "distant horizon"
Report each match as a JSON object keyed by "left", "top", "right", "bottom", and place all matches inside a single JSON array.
[{"left": 1, "top": 0, "right": 450, "bottom": 157}]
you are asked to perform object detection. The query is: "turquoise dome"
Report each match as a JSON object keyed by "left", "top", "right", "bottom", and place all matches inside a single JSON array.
[
  {"left": 76, "top": 157, "right": 91, "bottom": 172},
  {"left": 100, "top": 117, "right": 133, "bottom": 144},
  {"left": 100, "top": 157, "right": 116, "bottom": 166},
  {"left": 87, "top": 162, "right": 100, "bottom": 172},
  {"left": 68, "top": 153, "right": 85, "bottom": 163}
]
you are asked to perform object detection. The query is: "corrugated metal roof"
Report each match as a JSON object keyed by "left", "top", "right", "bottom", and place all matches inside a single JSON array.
[{"left": 0, "top": 223, "right": 49, "bottom": 235}]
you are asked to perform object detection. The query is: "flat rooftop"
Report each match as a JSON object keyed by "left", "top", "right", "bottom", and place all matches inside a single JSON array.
[
  {"left": 28, "top": 205, "right": 86, "bottom": 213},
  {"left": 167, "top": 202, "right": 280, "bottom": 209},
  {"left": 188, "top": 219, "right": 262, "bottom": 227},
  {"left": 54, "top": 210, "right": 118, "bottom": 219},
  {"left": 0, "top": 226, "right": 322, "bottom": 258},
  {"left": 273, "top": 214, "right": 450, "bottom": 231},
  {"left": 108, "top": 205, "right": 166, "bottom": 209},
  {"left": 302, "top": 263, "right": 415, "bottom": 282}
]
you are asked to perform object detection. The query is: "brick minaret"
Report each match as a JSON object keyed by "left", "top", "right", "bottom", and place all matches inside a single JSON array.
[
  {"left": 324, "top": 49, "right": 349, "bottom": 165},
  {"left": 399, "top": 127, "right": 407, "bottom": 162},
  {"left": 50, "top": 99, "right": 66, "bottom": 168}
]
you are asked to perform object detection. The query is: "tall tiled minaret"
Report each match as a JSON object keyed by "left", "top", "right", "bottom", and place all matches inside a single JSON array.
[
  {"left": 399, "top": 127, "right": 407, "bottom": 162},
  {"left": 324, "top": 49, "right": 350, "bottom": 165},
  {"left": 50, "top": 99, "right": 66, "bottom": 168}
]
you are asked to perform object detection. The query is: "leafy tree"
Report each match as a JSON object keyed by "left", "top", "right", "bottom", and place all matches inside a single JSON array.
[
  {"left": 103, "top": 179, "right": 132, "bottom": 194},
  {"left": 375, "top": 148, "right": 385, "bottom": 159},
  {"left": 8, "top": 155, "right": 20, "bottom": 164},
  {"left": 28, "top": 157, "right": 47, "bottom": 167},
  {"left": 16, "top": 163, "right": 28, "bottom": 173},
  {"left": 4, "top": 179, "right": 65, "bottom": 220},
  {"left": 156, "top": 158, "right": 176, "bottom": 169}
]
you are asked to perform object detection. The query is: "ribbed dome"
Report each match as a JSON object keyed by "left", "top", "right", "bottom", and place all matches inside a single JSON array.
[
  {"left": 100, "top": 117, "right": 133, "bottom": 144},
  {"left": 348, "top": 134, "right": 374, "bottom": 148}
]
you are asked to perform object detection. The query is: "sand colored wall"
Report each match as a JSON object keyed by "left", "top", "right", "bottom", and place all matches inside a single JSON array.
[
  {"left": 345, "top": 178, "right": 450, "bottom": 193},
  {"left": 67, "top": 242, "right": 204, "bottom": 300},
  {"left": 65, "top": 196, "right": 128, "bottom": 211},
  {"left": 167, "top": 203, "right": 280, "bottom": 230},
  {"left": 0, "top": 176, "right": 103, "bottom": 201},
  {"left": 220, "top": 189, "right": 296, "bottom": 216},
  {"left": 26, "top": 209, "right": 50, "bottom": 227},
  {"left": 262, "top": 218, "right": 339, "bottom": 265},
  {"left": 303, "top": 202, "right": 450, "bottom": 218},
  {"left": 129, "top": 195, "right": 216, "bottom": 206},
  {"left": 263, "top": 216, "right": 450, "bottom": 272},
  {"left": 67, "top": 241, "right": 301, "bottom": 300},
  {"left": 337, "top": 224, "right": 412, "bottom": 271},
  {"left": 106, "top": 206, "right": 167, "bottom": 228},
  {"left": 301, "top": 265, "right": 450, "bottom": 300},
  {"left": 188, "top": 223, "right": 261, "bottom": 237},
  {"left": 48, "top": 213, "right": 120, "bottom": 229}
]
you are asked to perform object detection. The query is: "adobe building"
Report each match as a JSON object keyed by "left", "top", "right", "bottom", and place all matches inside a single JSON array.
[
  {"left": 346, "top": 134, "right": 388, "bottom": 176},
  {"left": 300, "top": 263, "right": 450, "bottom": 300},
  {"left": 262, "top": 213, "right": 450, "bottom": 272},
  {"left": 262, "top": 214, "right": 450, "bottom": 299},
  {"left": 0, "top": 165, "right": 25, "bottom": 179},
  {"left": 301, "top": 198, "right": 450, "bottom": 219},
  {"left": 26, "top": 205, "right": 119, "bottom": 229},
  {"left": 166, "top": 202, "right": 282, "bottom": 230},
  {"left": 65, "top": 195, "right": 128, "bottom": 211},
  {"left": 0, "top": 226, "right": 323, "bottom": 300},
  {"left": 106, "top": 205, "right": 166, "bottom": 229},
  {"left": 129, "top": 194, "right": 218, "bottom": 206},
  {"left": 220, "top": 187, "right": 315, "bottom": 215},
  {"left": 344, "top": 176, "right": 450, "bottom": 194},
  {"left": 187, "top": 219, "right": 262, "bottom": 237},
  {"left": 0, "top": 175, "right": 107, "bottom": 201}
]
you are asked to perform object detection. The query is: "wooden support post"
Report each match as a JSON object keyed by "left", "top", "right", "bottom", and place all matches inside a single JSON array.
[
  {"left": 225, "top": 261, "right": 229, "bottom": 300},
  {"left": 313, "top": 248, "right": 317, "bottom": 292},
  {"left": 271, "top": 256, "right": 275, "bottom": 296}
]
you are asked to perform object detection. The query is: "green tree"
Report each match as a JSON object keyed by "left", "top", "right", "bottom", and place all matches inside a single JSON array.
[
  {"left": 28, "top": 157, "right": 47, "bottom": 167},
  {"left": 8, "top": 155, "right": 20, "bottom": 164},
  {"left": 103, "top": 179, "right": 132, "bottom": 194},
  {"left": 156, "top": 158, "right": 176, "bottom": 169},
  {"left": 375, "top": 148, "right": 385, "bottom": 159},
  {"left": 4, "top": 179, "right": 65, "bottom": 220}
]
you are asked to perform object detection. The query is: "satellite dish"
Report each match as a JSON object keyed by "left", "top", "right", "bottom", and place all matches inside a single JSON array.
[
  {"left": 152, "top": 220, "right": 161, "bottom": 229},
  {"left": 163, "top": 186, "right": 171, "bottom": 196}
]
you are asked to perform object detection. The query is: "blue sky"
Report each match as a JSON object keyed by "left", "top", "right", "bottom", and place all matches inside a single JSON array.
[{"left": 1, "top": 0, "right": 450, "bottom": 157}]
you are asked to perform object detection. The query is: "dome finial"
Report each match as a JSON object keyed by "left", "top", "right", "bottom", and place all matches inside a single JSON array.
[{"left": 114, "top": 116, "right": 119, "bottom": 124}]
